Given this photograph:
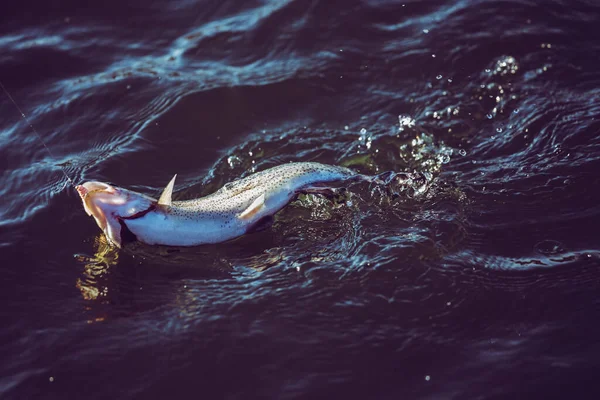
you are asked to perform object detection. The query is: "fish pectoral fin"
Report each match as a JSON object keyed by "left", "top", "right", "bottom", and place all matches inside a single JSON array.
[
  {"left": 158, "top": 174, "right": 177, "bottom": 206},
  {"left": 238, "top": 193, "right": 266, "bottom": 220}
]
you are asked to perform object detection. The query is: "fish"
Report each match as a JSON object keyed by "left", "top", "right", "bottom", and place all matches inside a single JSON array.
[{"left": 76, "top": 162, "right": 414, "bottom": 247}]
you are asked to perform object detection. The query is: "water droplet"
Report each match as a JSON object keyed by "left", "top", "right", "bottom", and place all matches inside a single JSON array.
[
  {"left": 344, "top": 125, "right": 349, "bottom": 130},
  {"left": 227, "top": 155, "right": 241, "bottom": 169},
  {"left": 485, "top": 68, "right": 491, "bottom": 73},
  {"left": 425, "top": 375, "right": 431, "bottom": 381},
  {"left": 486, "top": 114, "right": 493, "bottom": 119},
  {"left": 436, "top": 75, "right": 442, "bottom": 79},
  {"left": 431, "top": 54, "right": 436, "bottom": 58},
  {"left": 496, "top": 127, "right": 503, "bottom": 133},
  {"left": 458, "top": 149, "right": 467, "bottom": 156},
  {"left": 360, "top": 128, "right": 367, "bottom": 134},
  {"left": 423, "top": 29, "right": 429, "bottom": 34},
  {"left": 513, "top": 108, "right": 520, "bottom": 114},
  {"left": 447, "top": 78, "right": 453, "bottom": 83}
]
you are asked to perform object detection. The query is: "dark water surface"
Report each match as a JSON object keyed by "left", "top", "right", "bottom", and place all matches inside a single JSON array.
[{"left": 2, "top": 0, "right": 600, "bottom": 398}]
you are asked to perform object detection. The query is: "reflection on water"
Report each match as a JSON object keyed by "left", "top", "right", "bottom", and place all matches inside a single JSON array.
[{"left": 74, "top": 234, "right": 119, "bottom": 302}]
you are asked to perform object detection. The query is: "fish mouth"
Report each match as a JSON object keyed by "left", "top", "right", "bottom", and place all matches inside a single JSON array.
[
  {"left": 76, "top": 181, "right": 155, "bottom": 247},
  {"left": 76, "top": 185, "right": 93, "bottom": 216},
  {"left": 76, "top": 182, "right": 115, "bottom": 199},
  {"left": 76, "top": 182, "right": 119, "bottom": 216},
  {"left": 76, "top": 184, "right": 87, "bottom": 198},
  {"left": 75, "top": 182, "right": 117, "bottom": 228}
]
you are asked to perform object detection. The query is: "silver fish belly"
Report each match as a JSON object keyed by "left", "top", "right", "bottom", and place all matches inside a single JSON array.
[{"left": 77, "top": 162, "right": 360, "bottom": 247}]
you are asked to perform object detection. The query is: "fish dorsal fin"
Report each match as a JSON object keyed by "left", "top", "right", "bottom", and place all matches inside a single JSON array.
[
  {"left": 238, "top": 193, "right": 265, "bottom": 220},
  {"left": 158, "top": 174, "right": 177, "bottom": 206}
]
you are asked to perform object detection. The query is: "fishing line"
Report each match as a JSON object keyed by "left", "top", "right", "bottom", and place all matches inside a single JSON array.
[{"left": 0, "top": 80, "right": 76, "bottom": 187}]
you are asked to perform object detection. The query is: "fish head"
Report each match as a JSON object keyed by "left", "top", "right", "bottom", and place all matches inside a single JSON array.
[{"left": 76, "top": 181, "right": 156, "bottom": 247}]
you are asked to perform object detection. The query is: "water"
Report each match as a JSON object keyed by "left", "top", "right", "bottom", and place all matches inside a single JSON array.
[{"left": 2, "top": 0, "right": 600, "bottom": 398}]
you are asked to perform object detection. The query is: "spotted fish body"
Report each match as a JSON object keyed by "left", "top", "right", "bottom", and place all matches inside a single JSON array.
[{"left": 77, "top": 162, "right": 360, "bottom": 247}]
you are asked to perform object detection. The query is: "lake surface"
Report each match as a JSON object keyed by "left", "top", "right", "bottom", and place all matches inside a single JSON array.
[{"left": 2, "top": 0, "right": 600, "bottom": 398}]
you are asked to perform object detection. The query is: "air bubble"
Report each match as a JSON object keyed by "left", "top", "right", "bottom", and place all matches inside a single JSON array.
[
  {"left": 227, "top": 155, "right": 241, "bottom": 169},
  {"left": 486, "top": 114, "right": 493, "bottom": 119},
  {"left": 458, "top": 149, "right": 467, "bottom": 156},
  {"left": 496, "top": 127, "right": 503, "bottom": 133},
  {"left": 436, "top": 75, "right": 442, "bottom": 79}
]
